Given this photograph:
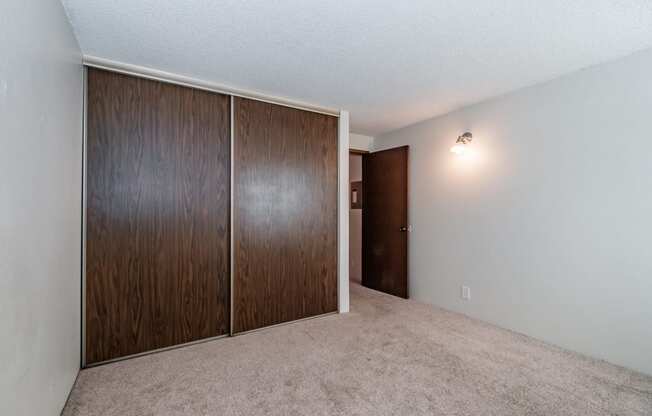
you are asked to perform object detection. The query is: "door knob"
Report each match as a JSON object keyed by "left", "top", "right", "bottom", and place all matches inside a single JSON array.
[{"left": 399, "top": 226, "right": 408, "bottom": 232}]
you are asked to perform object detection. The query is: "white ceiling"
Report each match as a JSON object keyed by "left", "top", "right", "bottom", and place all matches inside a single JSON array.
[{"left": 61, "top": 0, "right": 652, "bottom": 136}]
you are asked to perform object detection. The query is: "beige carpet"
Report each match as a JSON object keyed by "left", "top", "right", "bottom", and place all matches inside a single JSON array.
[{"left": 63, "top": 284, "right": 652, "bottom": 415}]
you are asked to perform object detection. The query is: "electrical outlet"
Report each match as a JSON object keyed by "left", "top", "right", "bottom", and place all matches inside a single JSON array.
[{"left": 461, "top": 286, "right": 471, "bottom": 300}]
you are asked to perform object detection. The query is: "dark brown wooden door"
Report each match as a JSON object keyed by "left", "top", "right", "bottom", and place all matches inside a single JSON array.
[
  {"left": 85, "top": 69, "right": 231, "bottom": 364},
  {"left": 232, "top": 97, "right": 338, "bottom": 333},
  {"left": 362, "top": 146, "right": 408, "bottom": 298}
]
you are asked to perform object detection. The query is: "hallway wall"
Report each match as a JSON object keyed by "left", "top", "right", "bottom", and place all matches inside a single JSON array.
[{"left": 0, "top": 0, "right": 83, "bottom": 414}]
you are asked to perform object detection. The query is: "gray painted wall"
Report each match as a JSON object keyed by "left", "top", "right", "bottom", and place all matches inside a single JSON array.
[
  {"left": 375, "top": 47, "right": 652, "bottom": 376},
  {"left": 0, "top": 0, "right": 83, "bottom": 414},
  {"left": 350, "top": 133, "right": 374, "bottom": 151}
]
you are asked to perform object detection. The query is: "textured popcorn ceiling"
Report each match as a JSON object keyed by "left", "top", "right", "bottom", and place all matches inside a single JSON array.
[{"left": 61, "top": 0, "right": 652, "bottom": 135}]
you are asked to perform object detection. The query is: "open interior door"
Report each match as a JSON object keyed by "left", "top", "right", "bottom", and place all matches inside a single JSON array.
[{"left": 362, "top": 146, "right": 408, "bottom": 298}]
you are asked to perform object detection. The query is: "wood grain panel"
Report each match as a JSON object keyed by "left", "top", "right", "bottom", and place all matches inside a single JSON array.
[
  {"left": 233, "top": 97, "right": 338, "bottom": 333},
  {"left": 85, "top": 68, "right": 230, "bottom": 364},
  {"left": 362, "top": 146, "right": 408, "bottom": 298}
]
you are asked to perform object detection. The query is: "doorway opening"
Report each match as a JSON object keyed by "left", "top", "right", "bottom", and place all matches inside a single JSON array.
[{"left": 349, "top": 151, "right": 365, "bottom": 285}]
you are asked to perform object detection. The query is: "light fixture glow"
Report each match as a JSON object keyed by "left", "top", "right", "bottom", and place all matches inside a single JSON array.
[
  {"left": 450, "top": 144, "right": 466, "bottom": 155},
  {"left": 450, "top": 132, "right": 473, "bottom": 155}
]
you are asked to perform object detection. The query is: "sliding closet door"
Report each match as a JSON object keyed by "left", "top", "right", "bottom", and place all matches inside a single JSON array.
[
  {"left": 85, "top": 69, "right": 230, "bottom": 364},
  {"left": 232, "top": 97, "right": 338, "bottom": 333}
]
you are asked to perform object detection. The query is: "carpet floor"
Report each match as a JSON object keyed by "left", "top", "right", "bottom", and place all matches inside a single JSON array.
[{"left": 63, "top": 284, "right": 652, "bottom": 415}]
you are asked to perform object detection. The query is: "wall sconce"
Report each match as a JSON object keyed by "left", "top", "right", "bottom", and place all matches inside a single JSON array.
[
  {"left": 450, "top": 132, "right": 472, "bottom": 155},
  {"left": 451, "top": 131, "right": 473, "bottom": 155}
]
